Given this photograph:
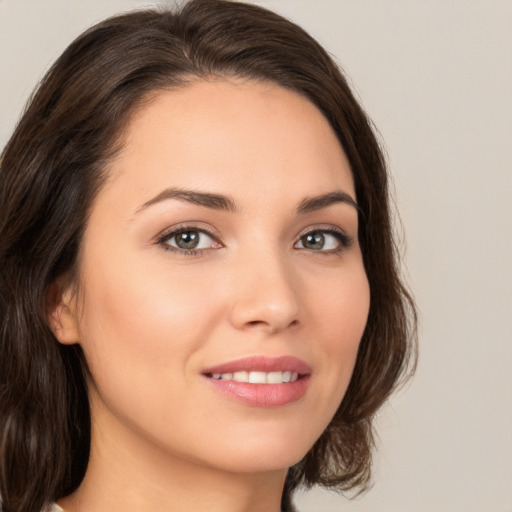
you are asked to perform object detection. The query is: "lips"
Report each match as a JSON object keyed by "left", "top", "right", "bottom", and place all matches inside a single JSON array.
[
  {"left": 203, "top": 355, "right": 312, "bottom": 376},
  {"left": 202, "top": 356, "right": 312, "bottom": 407}
]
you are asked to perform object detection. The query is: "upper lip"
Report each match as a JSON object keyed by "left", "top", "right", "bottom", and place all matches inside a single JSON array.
[{"left": 202, "top": 356, "right": 312, "bottom": 376}]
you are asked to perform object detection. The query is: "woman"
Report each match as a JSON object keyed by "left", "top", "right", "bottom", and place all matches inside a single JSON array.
[{"left": 0, "top": 1, "right": 416, "bottom": 511}]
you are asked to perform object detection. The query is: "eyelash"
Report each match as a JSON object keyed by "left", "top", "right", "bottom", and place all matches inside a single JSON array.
[{"left": 156, "top": 225, "right": 353, "bottom": 256}]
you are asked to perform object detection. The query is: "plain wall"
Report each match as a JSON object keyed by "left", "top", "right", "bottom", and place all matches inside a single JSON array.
[{"left": 1, "top": 1, "right": 511, "bottom": 511}]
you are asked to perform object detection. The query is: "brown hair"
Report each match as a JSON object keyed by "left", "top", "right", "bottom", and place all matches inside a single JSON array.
[{"left": 0, "top": 1, "right": 416, "bottom": 511}]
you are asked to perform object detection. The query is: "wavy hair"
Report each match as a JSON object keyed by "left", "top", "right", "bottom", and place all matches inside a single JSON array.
[{"left": 0, "top": 1, "right": 417, "bottom": 511}]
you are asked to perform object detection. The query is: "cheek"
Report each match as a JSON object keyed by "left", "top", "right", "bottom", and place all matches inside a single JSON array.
[
  {"left": 315, "top": 258, "right": 369, "bottom": 337},
  {"left": 74, "top": 257, "right": 228, "bottom": 446},
  {"left": 75, "top": 255, "right": 216, "bottom": 399},
  {"left": 309, "top": 263, "right": 370, "bottom": 396},
  {"left": 79, "top": 253, "right": 215, "bottom": 351}
]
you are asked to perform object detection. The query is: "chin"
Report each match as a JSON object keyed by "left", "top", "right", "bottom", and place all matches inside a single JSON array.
[
  {"left": 211, "top": 451, "right": 306, "bottom": 475},
  {"left": 198, "top": 426, "right": 319, "bottom": 474}
]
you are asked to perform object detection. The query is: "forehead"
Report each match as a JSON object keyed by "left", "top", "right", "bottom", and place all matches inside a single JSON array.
[{"left": 100, "top": 79, "right": 355, "bottom": 210}]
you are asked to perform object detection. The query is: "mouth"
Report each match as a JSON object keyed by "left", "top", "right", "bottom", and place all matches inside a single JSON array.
[
  {"left": 206, "top": 370, "right": 301, "bottom": 384},
  {"left": 202, "top": 356, "right": 312, "bottom": 407}
]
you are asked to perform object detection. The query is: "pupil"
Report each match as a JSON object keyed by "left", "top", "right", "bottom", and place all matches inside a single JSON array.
[
  {"left": 304, "top": 232, "right": 324, "bottom": 250},
  {"left": 176, "top": 231, "right": 199, "bottom": 249}
]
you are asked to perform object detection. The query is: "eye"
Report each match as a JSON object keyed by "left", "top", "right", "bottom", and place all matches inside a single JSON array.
[
  {"left": 159, "top": 227, "right": 220, "bottom": 253},
  {"left": 294, "top": 229, "right": 350, "bottom": 252}
]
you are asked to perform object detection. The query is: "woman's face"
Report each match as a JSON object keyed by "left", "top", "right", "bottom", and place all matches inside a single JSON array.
[{"left": 63, "top": 79, "right": 370, "bottom": 474}]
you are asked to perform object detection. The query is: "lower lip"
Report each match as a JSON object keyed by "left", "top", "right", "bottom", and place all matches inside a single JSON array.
[{"left": 204, "top": 376, "right": 311, "bottom": 407}]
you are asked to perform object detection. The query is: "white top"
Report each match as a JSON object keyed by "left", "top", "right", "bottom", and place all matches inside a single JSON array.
[{"left": 0, "top": 498, "right": 65, "bottom": 511}]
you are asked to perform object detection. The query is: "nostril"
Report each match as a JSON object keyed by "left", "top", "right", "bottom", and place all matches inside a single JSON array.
[{"left": 244, "top": 318, "right": 299, "bottom": 334}]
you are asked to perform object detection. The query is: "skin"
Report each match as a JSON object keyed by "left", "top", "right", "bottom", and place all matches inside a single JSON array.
[{"left": 50, "top": 79, "right": 370, "bottom": 512}]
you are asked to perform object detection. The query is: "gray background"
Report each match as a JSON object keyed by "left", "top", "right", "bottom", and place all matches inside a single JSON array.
[{"left": 1, "top": 1, "right": 511, "bottom": 511}]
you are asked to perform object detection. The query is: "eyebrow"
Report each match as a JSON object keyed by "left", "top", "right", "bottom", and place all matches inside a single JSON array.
[
  {"left": 297, "top": 190, "right": 358, "bottom": 214},
  {"left": 134, "top": 187, "right": 238, "bottom": 215},
  {"left": 134, "top": 187, "right": 358, "bottom": 216}
]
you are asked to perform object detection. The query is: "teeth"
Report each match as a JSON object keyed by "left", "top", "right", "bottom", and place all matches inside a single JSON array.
[
  {"left": 211, "top": 371, "right": 299, "bottom": 384},
  {"left": 267, "top": 371, "right": 284, "bottom": 384},
  {"left": 233, "top": 371, "right": 249, "bottom": 382},
  {"left": 248, "top": 371, "right": 267, "bottom": 384}
]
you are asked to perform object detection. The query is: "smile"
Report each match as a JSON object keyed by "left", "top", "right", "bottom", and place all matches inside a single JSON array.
[
  {"left": 210, "top": 371, "right": 299, "bottom": 384},
  {"left": 202, "top": 356, "right": 311, "bottom": 407}
]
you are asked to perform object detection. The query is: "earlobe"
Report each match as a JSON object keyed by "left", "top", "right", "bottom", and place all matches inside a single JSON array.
[{"left": 46, "top": 277, "right": 80, "bottom": 345}]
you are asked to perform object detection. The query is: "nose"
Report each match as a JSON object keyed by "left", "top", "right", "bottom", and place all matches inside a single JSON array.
[{"left": 228, "top": 247, "right": 300, "bottom": 334}]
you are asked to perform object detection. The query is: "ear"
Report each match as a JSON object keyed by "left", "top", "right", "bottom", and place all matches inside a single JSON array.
[{"left": 46, "top": 276, "right": 80, "bottom": 345}]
